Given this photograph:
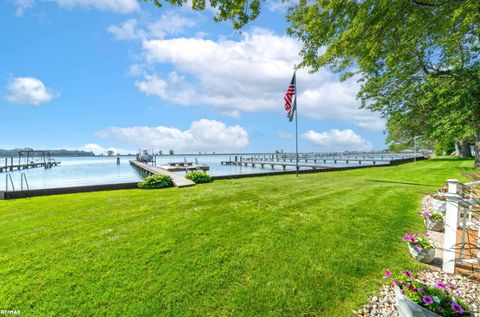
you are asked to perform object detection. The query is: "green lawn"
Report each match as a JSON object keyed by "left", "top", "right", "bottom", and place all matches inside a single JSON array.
[{"left": 0, "top": 158, "right": 474, "bottom": 316}]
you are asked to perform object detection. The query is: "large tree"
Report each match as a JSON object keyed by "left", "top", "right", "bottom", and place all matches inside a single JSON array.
[
  {"left": 287, "top": 0, "right": 480, "bottom": 165},
  {"left": 144, "top": 0, "right": 480, "bottom": 166}
]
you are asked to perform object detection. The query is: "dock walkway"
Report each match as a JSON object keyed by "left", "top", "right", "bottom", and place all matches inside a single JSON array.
[
  {"left": 129, "top": 160, "right": 195, "bottom": 188},
  {"left": 0, "top": 161, "right": 60, "bottom": 173}
]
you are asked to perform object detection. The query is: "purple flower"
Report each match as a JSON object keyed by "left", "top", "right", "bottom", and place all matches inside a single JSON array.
[
  {"left": 402, "top": 270, "right": 413, "bottom": 278},
  {"left": 435, "top": 282, "right": 446, "bottom": 289},
  {"left": 422, "top": 210, "right": 431, "bottom": 219},
  {"left": 446, "top": 282, "right": 455, "bottom": 289},
  {"left": 423, "top": 295, "right": 433, "bottom": 305},
  {"left": 451, "top": 303, "right": 464, "bottom": 314},
  {"left": 384, "top": 270, "right": 391, "bottom": 278},
  {"left": 403, "top": 233, "right": 412, "bottom": 242}
]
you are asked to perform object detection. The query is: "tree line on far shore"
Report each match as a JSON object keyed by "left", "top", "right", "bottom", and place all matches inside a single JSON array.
[{"left": 0, "top": 148, "right": 95, "bottom": 157}]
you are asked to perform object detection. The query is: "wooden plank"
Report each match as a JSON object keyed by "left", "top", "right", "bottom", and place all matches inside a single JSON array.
[{"left": 130, "top": 161, "right": 195, "bottom": 188}]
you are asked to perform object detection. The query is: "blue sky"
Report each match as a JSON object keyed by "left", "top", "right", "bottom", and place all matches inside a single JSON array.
[{"left": 0, "top": 0, "right": 386, "bottom": 154}]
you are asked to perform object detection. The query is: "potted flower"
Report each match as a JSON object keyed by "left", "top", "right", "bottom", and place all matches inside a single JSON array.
[
  {"left": 422, "top": 210, "right": 445, "bottom": 232},
  {"left": 403, "top": 232, "right": 435, "bottom": 263},
  {"left": 385, "top": 270, "right": 471, "bottom": 316}
]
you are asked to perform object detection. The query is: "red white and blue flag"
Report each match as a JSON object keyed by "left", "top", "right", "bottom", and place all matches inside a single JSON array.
[{"left": 284, "top": 71, "right": 296, "bottom": 122}]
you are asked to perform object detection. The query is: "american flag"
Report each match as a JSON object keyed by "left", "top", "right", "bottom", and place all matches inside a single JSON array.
[{"left": 284, "top": 72, "right": 296, "bottom": 122}]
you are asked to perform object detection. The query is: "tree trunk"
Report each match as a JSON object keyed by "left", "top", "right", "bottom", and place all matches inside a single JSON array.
[
  {"left": 475, "top": 131, "right": 480, "bottom": 168},
  {"left": 475, "top": 109, "right": 480, "bottom": 168},
  {"left": 455, "top": 139, "right": 472, "bottom": 158},
  {"left": 454, "top": 140, "right": 461, "bottom": 157}
]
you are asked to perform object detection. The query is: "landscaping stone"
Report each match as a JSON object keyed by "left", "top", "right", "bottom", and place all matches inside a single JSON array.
[
  {"left": 408, "top": 244, "right": 435, "bottom": 263},
  {"left": 424, "top": 218, "right": 445, "bottom": 232}
]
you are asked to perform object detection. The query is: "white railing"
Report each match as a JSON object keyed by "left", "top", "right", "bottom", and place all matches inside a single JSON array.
[{"left": 442, "top": 179, "right": 480, "bottom": 273}]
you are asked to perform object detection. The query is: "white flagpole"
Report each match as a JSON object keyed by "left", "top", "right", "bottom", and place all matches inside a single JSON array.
[{"left": 295, "top": 72, "right": 299, "bottom": 177}]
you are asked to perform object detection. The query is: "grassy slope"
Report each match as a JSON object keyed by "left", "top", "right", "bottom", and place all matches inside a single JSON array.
[{"left": 0, "top": 158, "right": 474, "bottom": 316}]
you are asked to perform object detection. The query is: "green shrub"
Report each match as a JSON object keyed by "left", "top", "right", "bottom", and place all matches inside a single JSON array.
[
  {"left": 185, "top": 171, "right": 213, "bottom": 184},
  {"left": 138, "top": 174, "right": 173, "bottom": 189}
]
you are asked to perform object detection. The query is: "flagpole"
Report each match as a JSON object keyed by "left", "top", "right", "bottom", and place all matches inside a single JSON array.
[{"left": 294, "top": 73, "right": 299, "bottom": 177}]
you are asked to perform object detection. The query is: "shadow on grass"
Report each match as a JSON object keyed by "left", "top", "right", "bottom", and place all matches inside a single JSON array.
[
  {"left": 366, "top": 179, "right": 435, "bottom": 187},
  {"left": 429, "top": 157, "right": 474, "bottom": 162}
]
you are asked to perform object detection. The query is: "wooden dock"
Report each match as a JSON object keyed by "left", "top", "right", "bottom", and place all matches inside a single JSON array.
[
  {"left": 245, "top": 157, "right": 388, "bottom": 164},
  {"left": 159, "top": 165, "right": 209, "bottom": 172},
  {"left": 221, "top": 160, "right": 330, "bottom": 170},
  {"left": 0, "top": 161, "right": 60, "bottom": 173},
  {"left": 129, "top": 160, "right": 195, "bottom": 188}
]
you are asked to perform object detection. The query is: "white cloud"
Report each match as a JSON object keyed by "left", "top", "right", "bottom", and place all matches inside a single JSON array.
[
  {"left": 13, "top": 0, "right": 33, "bottom": 16},
  {"left": 302, "top": 129, "right": 373, "bottom": 151},
  {"left": 266, "top": 0, "right": 298, "bottom": 13},
  {"left": 81, "top": 143, "right": 129, "bottom": 155},
  {"left": 108, "top": 19, "right": 140, "bottom": 40},
  {"left": 96, "top": 119, "right": 249, "bottom": 152},
  {"left": 13, "top": 0, "right": 139, "bottom": 14},
  {"left": 135, "top": 28, "right": 384, "bottom": 130},
  {"left": 55, "top": 0, "right": 139, "bottom": 13},
  {"left": 108, "top": 13, "right": 196, "bottom": 41},
  {"left": 5, "top": 77, "right": 57, "bottom": 105},
  {"left": 277, "top": 131, "right": 292, "bottom": 139},
  {"left": 147, "top": 12, "right": 196, "bottom": 38}
]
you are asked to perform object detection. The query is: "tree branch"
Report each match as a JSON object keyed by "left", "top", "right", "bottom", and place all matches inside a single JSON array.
[{"left": 410, "top": 0, "right": 465, "bottom": 8}]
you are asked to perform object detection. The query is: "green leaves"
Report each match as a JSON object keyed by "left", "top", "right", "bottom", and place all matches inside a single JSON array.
[
  {"left": 185, "top": 171, "right": 213, "bottom": 184},
  {"left": 141, "top": 0, "right": 263, "bottom": 29},
  {"left": 138, "top": 174, "right": 173, "bottom": 189}
]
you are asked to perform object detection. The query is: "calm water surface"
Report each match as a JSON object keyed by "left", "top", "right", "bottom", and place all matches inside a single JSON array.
[{"left": 0, "top": 154, "right": 376, "bottom": 190}]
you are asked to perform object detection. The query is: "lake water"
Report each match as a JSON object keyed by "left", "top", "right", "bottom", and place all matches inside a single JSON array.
[{"left": 0, "top": 154, "right": 378, "bottom": 191}]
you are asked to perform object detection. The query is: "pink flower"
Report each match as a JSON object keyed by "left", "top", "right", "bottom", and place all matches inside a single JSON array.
[
  {"left": 435, "top": 282, "right": 446, "bottom": 289},
  {"left": 423, "top": 295, "right": 433, "bottom": 305},
  {"left": 403, "top": 233, "right": 412, "bottom": 242},
  {"left": 422, "top": 210, "right": 431, "bottom": 219},
  {"left": 451, "top": 303, "right": 464, "bottom": 314},
  {"left": 402, "top": 270, "right": 413, "bottom": 278},
  {"left": 384, "top": 270, "right": 391, "bottom": 278}
]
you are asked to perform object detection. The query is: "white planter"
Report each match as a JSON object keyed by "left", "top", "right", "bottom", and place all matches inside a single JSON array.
[
  {"left": 408, "top": 245, "right": 435, "bottom": 264},
  {"left": 394, "top": 286, "right": 441, "bottom": 317},
  {"left": 431, "top": 197, "right": 446, "bottom": 214},
  {"left": 424, "top": 218, "right": 444, "bottom": 232}
]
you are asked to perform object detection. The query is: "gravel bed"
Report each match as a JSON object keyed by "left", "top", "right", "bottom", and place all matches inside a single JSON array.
[
  {"left": 354, "top": 195, "right": 479, "bottom": 316},
  {"left": 353, "top": 271, "right": 479, "bottom": 316}
]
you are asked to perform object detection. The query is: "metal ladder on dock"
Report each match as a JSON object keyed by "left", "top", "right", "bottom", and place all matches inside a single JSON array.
[
  {"left": 3, "top": 173, "right": 30, "bottom": 199},
  {"left": 5, "top": 173, "right": 15, "bottom": 192},
  {"left": 21, "top": 173, "right": 30, "bottom": 191}
]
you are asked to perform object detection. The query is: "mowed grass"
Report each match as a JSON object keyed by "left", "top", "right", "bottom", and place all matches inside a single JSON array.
[{"left": 0, "top": 158, "right": 474, "bottom": 316}]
